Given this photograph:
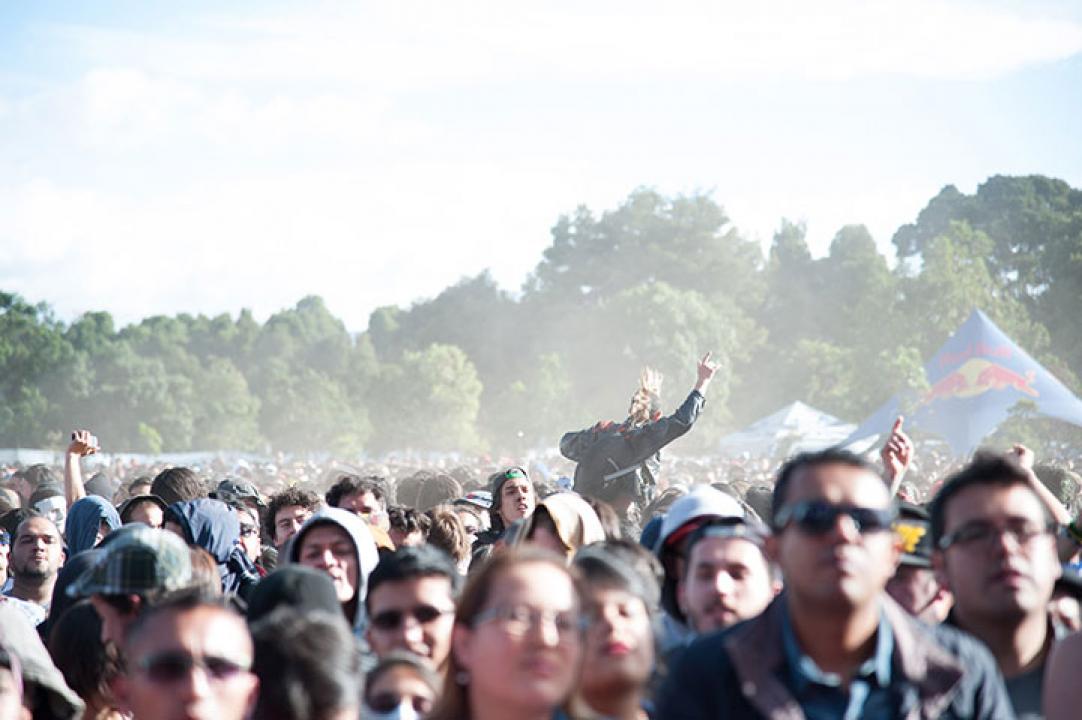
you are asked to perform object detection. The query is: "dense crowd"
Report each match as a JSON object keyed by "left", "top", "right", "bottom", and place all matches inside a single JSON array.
[{"left": 2, "top": 356, "right": 1082, "bottom": 720}]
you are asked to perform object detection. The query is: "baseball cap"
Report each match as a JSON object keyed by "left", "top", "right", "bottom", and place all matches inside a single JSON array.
[
  {"left": 654, "top": 485, "right": 745, "bottom": 554},
  {"left": 211, "top": 477, "right": 266, "bottom": 508},
  {"left": 67, "top": 525, "right": 193, "bottom": 598},
  {"left": 454, "top": 490, "right": 492, "bottom": 510},
  {"left": 894, "top": 503, "right": 933, "bottom": 568}
]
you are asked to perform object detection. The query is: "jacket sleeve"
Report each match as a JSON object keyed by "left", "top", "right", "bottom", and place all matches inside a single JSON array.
[
  {"left": 559, "top": 426, "right": 596, "bottom": 462},
  {"left": 621, "top": 390, "right": 705, "bottom": 465}
]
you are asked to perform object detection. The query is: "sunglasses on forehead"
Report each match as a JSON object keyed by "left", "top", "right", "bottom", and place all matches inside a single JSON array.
[{"left": 773, "top": 500, "right": 896, "bottom": 535}]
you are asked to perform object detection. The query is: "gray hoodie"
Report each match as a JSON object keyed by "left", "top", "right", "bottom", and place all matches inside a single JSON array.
[{"left": 285, "top": 506, "right": 380, "bottom": 634}]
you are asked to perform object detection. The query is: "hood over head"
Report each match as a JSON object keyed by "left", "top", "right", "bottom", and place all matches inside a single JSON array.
[
  {"left": 286, "top": 506, "right": 379, "bottom": 630},
  {"left": 64, "top": 496, "right": 121, "bottom": 556},
  {"left": 166, "top": 498, "right": 258, "bottom": 596}
]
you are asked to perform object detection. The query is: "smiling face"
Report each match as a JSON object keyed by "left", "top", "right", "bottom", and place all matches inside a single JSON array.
[
  {"left": 297, "top": 524, "right": 359, "bottom": 605},
  {"left": 453, "top": 561, "right": 583, "bottom": 715}
]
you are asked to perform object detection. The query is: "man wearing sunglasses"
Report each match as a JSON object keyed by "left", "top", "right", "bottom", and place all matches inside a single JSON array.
[
  {"left": 116, "top": 589, "right": 258, "bottom": 720},
  {"left": 365, "top": 545, "right": 460, "bottom": 669},
  {"left": 658, "top": 448, "right": 1012, "bottom": 719},
  {"left": 932, "top": 452, "right": 1066, "bottom": 719}
]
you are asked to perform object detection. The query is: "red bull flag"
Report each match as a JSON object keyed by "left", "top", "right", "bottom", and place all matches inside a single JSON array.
[{"left": 843, "top": 309, "right": 1082, "bottom": 456}]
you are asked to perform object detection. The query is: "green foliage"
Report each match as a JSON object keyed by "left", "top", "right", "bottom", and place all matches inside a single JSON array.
[
  {"left": 2, "top": 177, "right": 1081, "bottom": 454},
  {"left": 367, "top": 344, "right": 483, "bottom": 453}
]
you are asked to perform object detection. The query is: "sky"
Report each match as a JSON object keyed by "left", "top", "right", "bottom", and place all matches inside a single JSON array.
[{"left": 1, "top": 0, "right": 1081, "bottom": 331}]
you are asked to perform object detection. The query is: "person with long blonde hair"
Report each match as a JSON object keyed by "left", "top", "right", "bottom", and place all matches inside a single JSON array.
[{"left": 559, "top": 353, "right": 720, "bottom": 515}]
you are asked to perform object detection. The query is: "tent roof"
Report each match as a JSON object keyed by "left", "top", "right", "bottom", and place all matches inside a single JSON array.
[{"left": 719, "top": 401, "right": 855, "bottom": 456}]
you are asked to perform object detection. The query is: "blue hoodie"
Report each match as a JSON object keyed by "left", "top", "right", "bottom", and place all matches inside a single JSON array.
[
  {"left": 167, "top": 498, "right": 259, "bottom": 597},
  {"left": 64, "top": 496, "right": 121, "bottom": 556}
]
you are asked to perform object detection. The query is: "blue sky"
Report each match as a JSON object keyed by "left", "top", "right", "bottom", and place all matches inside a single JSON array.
[{"left": 2, "top": 1, "right": 1080, "bottom": 330}]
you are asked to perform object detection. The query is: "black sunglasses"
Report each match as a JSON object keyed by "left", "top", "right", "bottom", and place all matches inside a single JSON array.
[
  {"left": 136, "top": 651, "right": 249, "bottom": 683},
  {"left": 773, "top": 500, "right": 896, "bottom": 536},
  {"left": 370, "top": 604, "right": 453, "bottom": 631}
]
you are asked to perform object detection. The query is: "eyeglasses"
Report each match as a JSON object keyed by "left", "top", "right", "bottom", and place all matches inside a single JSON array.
[
  {"left": 135, "top": 651, "right": 250, "bottom": 683},
  {"left": 938, "top": 520, "right": 1056, "bottom": 551},
  {"left": 473, "top": 604, "right": 587, "bottom": 642},
  {"left": 773, "top": 501, "right": 896, "bottom": 536},
  {"left": 370, "top": 604, "right": 454, "bottom": 631}
]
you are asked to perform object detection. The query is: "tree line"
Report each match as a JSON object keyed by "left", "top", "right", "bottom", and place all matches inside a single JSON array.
[{"left": 3, "top": 174, "right": 1081, "bottom": 455}]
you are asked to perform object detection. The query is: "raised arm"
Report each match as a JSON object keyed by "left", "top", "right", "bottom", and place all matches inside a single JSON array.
[
  {"left": 64, "top": 429, "right": 98, "bottom": 507},
  {"left": 880, "top": 416, "right": 913, "bottom": 497}
]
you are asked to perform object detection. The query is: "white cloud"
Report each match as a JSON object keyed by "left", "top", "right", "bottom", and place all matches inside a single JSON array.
[{"left": 0, "top": 1, "right": 1079, "bottom": 330}]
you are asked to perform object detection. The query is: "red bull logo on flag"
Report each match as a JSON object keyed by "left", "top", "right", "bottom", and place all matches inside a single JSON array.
[
  {"left": 921, "top": 358, "right": 1039, "bottom": 406},
  {"left": 843, "top": 309, "right": 1082, "bottom": 456}
]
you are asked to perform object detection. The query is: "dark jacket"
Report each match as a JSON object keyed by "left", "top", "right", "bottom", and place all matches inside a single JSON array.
[
  {"left": 656, "top": 595, "right": 1015, "bottom": 720},
  {"left": 560, "top": 389, "right": 705, "bottom": 502}
]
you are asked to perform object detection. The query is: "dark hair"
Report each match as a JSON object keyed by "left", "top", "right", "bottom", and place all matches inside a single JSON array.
[
  {"left": 425, "top": 508, "right": 472, "bottom": 565},
  {"left": 251, "top": 608, "right": 361, "bottom": 720},
  {"left": 387, "top": 506, "right": 430, "bottom": 537},
  {"left": 267, "top": 487, "right": 321, "bottom": 527},
  {"left": 574, "top": 540, "right": 661, "bottom": 609},
  {"left": 428, "top": 548, "right": 585, "bottom": 720},
  {"left": 325, "top": 475, "right": 387, "bottom": 510},
  {"left": 48, "top": 601, "right": 120, "bottom": 708},
  {"left": 125, "top": 588, "right": 242, "bottom": 647},
  {"left": 22, "top": 464, "right": 58, "bottom": 492},
  {"left": 365, "top": 651, "right": 440, "bottom": 710},
  {"left": 366, "top": 545, "right": 461, "bottom": 614},
  {"left": 772, "top": 448, "right": 880, "bottom": 526},
  {"left": 929, "top": 453, "right": 1050, "bottom": 547},
  {"left": 151, "top": 467, "right": 205, "bottom": 507},
  {"left": 416, "top": 475, "right": 464, "bottom": 513}
]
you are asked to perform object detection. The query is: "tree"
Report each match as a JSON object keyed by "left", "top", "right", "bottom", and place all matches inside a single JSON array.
[{"left": 368, "top": 344, "right": 483, "bottom": 453}]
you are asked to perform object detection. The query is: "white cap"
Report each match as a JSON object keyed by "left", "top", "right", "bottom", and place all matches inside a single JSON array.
[{"left": 654, "top": 485, "right": 745, "bottom": 553}]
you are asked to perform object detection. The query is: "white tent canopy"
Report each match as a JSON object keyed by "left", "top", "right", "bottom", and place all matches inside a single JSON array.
[{"left": 718, "top": 402, "right": 856, "bottom": 457}]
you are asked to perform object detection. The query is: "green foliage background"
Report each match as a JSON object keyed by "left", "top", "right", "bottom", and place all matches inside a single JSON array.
[{"left": 3, "top": 175, "right": 1081, "bottom": 455}]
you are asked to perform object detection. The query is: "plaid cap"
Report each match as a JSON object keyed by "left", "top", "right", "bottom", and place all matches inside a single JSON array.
[
  {"left": 67, "top": 526, "right": 193, "bottom": 598},
  {"left": 211, "top": 477, "right": 266, "bottom": 507}
]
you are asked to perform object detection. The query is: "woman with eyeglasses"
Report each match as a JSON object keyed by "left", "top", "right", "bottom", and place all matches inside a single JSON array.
[{"left": 428, "top": 548, "right": 588, "bottom": 720}]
